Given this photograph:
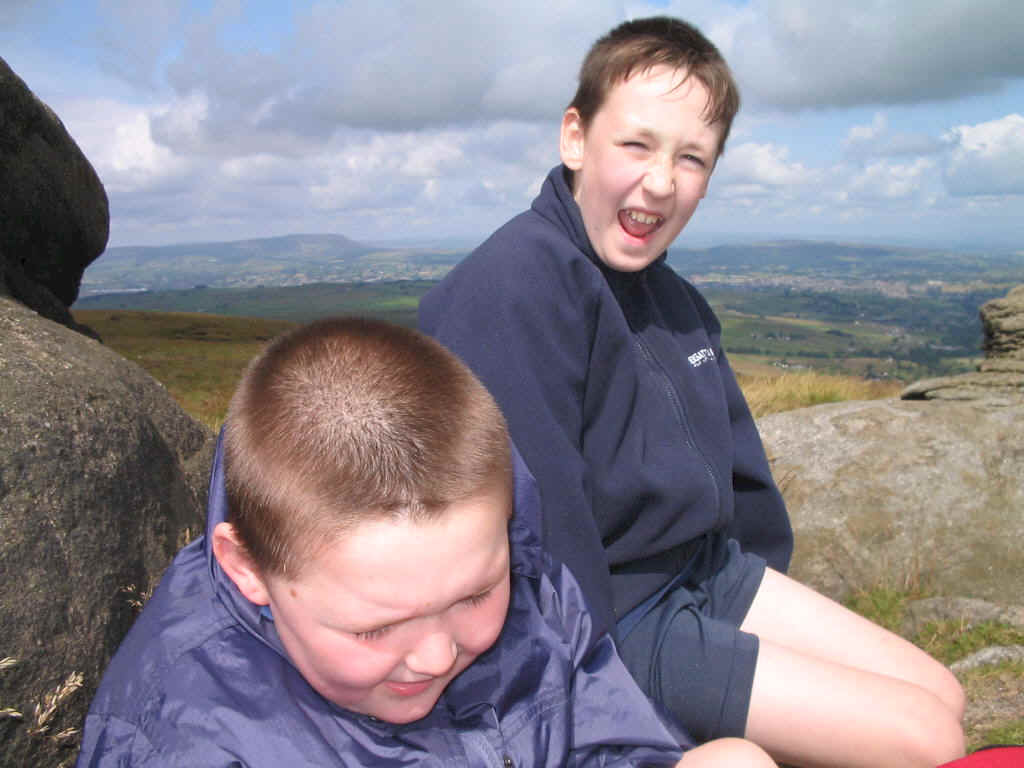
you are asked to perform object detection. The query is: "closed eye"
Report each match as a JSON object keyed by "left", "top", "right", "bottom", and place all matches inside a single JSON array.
[
  {"left": 462, "top": 588, "right": 494, "bottom": 607},
  {"left": 353, "top": 588, "right": 494, "bottom": 639},
  {"left": 354, "top": 623, "right": 395, "bottom": 641}
]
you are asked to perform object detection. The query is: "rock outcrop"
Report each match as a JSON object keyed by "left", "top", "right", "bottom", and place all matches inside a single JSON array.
[
  {"left": 901, "top": 285, "right": 1024, "bottom": 404},
  {"left": 0, "top": 296, "right": 214, "bottom": 767},
  {"left": 758, "top": 398, "right": 1024, "bottom": 604},
  {"left": 0, "top": 57, "right": 213, "bottom": 765},
  {"left": 0, "top": 56, "right": 109, "bottom": 338}
]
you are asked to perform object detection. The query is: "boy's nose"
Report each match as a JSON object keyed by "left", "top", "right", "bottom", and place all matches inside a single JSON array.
[
  {"left": 405, "top": 630, "right": 458, "bottom": 677},
  {"left": 642, "top": 159, "right": 674, "bottom": 197}
]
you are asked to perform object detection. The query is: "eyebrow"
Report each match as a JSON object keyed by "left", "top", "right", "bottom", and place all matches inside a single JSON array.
[{"left": 619, "top": 121, "right": 716, "bottom": 149}]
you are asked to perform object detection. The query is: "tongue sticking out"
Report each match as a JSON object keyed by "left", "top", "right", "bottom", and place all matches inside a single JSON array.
[{"left": 618, "top": 209, "right": 662, "bottom": 239}]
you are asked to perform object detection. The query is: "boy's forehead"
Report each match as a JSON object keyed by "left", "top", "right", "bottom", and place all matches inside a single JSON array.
[
  {"left": 614, "top": 66, "right": 704, "bottom": 109},
  {"left": 302, "top": 489, "right": 512, "bottom": 591},
  {"left": 593, "top": 65, "right": 723, "bottom": 143}
]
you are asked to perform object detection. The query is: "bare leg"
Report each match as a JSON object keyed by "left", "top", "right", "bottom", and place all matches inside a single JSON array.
[
  {"left": 680, "top": 737, "right": 777, "bottom": 767},
  {"left": 741, "top": 568, "right": 965, "bottom": 768}
]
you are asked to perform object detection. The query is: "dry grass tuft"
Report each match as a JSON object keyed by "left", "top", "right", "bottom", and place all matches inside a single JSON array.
[
  {"left": 738, "top": 370, "right": 902, "bottom": 417},
  {"left": 1, "top": 657, "right": 23, "bottom": 721},
  {"left": 117, "top": 583, "right": 153, "bottom": 614},
  {"left": 27, "top": 671, "right": 84, "bottom": 741}
]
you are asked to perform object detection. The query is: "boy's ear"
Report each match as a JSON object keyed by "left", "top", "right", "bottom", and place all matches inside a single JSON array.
[
  {"left": 559, "top": 108, "right": 585, "bottom": 171},
  {"left": 212, "top": 522, "right": 271, "bottom": 606}
]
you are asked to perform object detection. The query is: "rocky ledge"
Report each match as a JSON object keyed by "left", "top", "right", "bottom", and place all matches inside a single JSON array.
[{"left": 902, "top": 285, "right": 1024, "bottom": 405}]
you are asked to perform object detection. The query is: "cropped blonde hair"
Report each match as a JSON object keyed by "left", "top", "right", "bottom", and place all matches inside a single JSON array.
[{"left": 223, "top": 316, "right": 512, "bottom": 577}]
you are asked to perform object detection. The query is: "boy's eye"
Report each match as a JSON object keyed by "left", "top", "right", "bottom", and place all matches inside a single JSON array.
[
  {"left": 681, "top": 153, "right": 707, "bottom": 167},
  {"left": 354, "top": 624, "right": 394, "bottom": 641},
  {"left": 621, "top": 141, "right": 648, "bottom": 150},
  {"left": 463, "top": 588, "right": 493, "bottom": 607}
]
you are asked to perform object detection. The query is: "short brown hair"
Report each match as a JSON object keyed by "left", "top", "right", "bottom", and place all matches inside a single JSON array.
[
  {"left": 569, "top": 16, "right": 740, "bottom": 157},
  {"left": 223, "top": 316, "right": 512, "bottom": 578}
]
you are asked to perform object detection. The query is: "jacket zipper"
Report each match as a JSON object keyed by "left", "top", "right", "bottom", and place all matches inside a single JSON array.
[{"left": 633, "top": 332, "right": 722, "bottom": 513}]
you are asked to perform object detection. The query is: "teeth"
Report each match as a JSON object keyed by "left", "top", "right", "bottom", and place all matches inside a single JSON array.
[{"left": 628, "top": 210, "right": 661, "bottom": 225}]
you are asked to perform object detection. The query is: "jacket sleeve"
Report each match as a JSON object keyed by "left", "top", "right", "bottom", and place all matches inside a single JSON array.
[
  {"left": 686, "top": 283, "right": 793, "bottom": 572},
  {"left": 76, "top": 714, "right": 185, "bottom": 768},
  {"left": 420, "top": 231, "right": 619, "bottom": 638},
  {"left": 76, "top": 713, "right": 141, "bottom": 767},
  {"left": 548, "top": 562, "right": 687, "bottom": 768},
  {"left": 717, "top": 347, "right": 793, "bottom": 572},
  {"left": 76, "top": 713, "right": 246, "bottom": 768}
]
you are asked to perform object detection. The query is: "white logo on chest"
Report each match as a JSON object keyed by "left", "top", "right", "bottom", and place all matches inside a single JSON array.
[{"left": 687, "top": 347, "right": 716, "bottom": 367}]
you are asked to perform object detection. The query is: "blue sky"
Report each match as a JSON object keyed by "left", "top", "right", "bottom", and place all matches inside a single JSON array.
[{"left": 3, "top": 0, "right": 1023, "bottom": 251}]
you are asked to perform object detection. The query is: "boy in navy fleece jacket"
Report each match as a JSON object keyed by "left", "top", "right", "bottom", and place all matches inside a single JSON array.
[{"left": 420, "top": 16, "right": 966, "bottom": 768}]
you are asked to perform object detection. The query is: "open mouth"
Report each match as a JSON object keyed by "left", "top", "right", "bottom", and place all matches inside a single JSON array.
[{"left": 618, "top": 209, "right": 664, "bottom": 239}]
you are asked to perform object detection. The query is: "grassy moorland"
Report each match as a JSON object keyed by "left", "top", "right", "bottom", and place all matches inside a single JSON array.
[
  {"left": 75, "top": 308, "right": 904, "bottom": 428},
  {"left": 76, "top": 277, "right": 991, "bottom": 382},
  {"left": 74, "top": 309, "right": 299, "bottom": 429}
]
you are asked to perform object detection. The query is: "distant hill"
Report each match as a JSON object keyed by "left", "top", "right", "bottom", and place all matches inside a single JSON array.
[
  {"left": 75, "top": 235, "right": 1024, "bottom": 379},
  {"left": 81, "top": 234, "right": 1024, "bottom": 299},
  {"left": 667, "top": 240, "right": 1024, "bottom": 292},
  {"left": 80, "top": 233, "right": 469, "bottom": 296}
]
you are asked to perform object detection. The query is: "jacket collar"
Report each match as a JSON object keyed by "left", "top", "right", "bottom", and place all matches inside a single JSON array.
[{"left": 533, "top": 164, "right": 669, "bottom": 278}]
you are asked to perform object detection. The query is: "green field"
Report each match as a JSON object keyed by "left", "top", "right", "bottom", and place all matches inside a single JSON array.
[
  {"left": 76, "top": 281, "right": 428, "bottom": 327},
  {"left": 76, "top": 278, "right": 992, "bottom": 383},
  {"left": 74, "top": 301, "right": 905, "bottom": 428}
]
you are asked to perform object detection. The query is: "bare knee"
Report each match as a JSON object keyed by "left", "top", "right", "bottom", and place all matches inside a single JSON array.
[
  {"left": 680, "top": 737, "right": 777, "bottom": 768},
  {"left": 899, "top": 695, "right": 966, "bottom": 767},
  {"left": 933, "top": 664, "right": 967, "bottom": 722}
]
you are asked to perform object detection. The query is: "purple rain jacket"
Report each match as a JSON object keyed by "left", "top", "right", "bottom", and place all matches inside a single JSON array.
[
  {"left": 419, "top": 165, "right": 793, "bottom": 639},
  {"left": 75, "top": 435, "right": 688, "bottom": 767}
]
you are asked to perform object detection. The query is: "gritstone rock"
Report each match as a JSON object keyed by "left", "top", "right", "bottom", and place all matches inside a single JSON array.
[
  {"left": 901, "top": 284, "right": 1024, "bottom": 404},
  {"left": 0, "top": 297, "right": 214, "bottom": 767},
  {"left": 0, "top": 56, "right": 109, "bottom": 338}
]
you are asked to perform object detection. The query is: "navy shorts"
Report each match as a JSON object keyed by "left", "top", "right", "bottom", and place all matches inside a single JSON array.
[{"left": 616, "top": 533, "right": 766, "bottom": 744}]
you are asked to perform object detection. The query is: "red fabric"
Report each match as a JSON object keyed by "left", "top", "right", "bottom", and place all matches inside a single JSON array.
[{"left": 939, "top": 746, "right": 1024, "bottom": 767}]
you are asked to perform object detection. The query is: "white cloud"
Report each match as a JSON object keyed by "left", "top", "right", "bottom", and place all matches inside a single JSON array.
[
  {"left": 723, "top": 0, "right": 1024, "bottom": 110},
  {"left": 844, "top": 113, "right": 945, "bottom": 159},
  {"left": 716, "top": 142, "right": 817, "bottom": 188},
  {"left": 846, "top": 157, "right": 937, "bottom": 201},
  {"left": 95, "top": 0, "right": 189, "bottom": 88},
  {"left": 55, "top": 99, "right": 184, "bottom": 189},
  {"left": 846, "top": 114, "right": 889, "bottom": 144},
  {"left": 5, "top": 0, "right": 1022, "bottom": 249},
  {"left": 944, "top": 114, "right": 1024, "bottom": 196}
]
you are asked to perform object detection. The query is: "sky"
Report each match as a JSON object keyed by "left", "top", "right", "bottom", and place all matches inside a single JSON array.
[{"left": 2, "top": 0, "right": 1023, "bottom": 252}]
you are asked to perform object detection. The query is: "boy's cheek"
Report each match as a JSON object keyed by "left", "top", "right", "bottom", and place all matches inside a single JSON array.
[
  {"left": 461, "top": 592, "right": 512, "bottom": 655},
  {"left": 297, "top": 634, "right": 402, "bottom": 691}
]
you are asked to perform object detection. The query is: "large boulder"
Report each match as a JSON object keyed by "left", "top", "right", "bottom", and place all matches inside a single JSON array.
[
  {"left": 758, "top": 398, "right": 1024, "bottom": 604},
  {"left": 0, "top": 56, "right": 109, "bottom": 337},
  {"left": 0, "top": 297, "right": 214, "bottom": 767}
]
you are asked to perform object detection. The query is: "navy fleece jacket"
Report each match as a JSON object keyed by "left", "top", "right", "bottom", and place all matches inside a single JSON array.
[{"left": 420, "top": 165, "right": 793, "bottom": 639}]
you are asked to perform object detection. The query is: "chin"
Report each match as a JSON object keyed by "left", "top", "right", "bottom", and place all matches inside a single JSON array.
[{"left": 376, "top": 696, "right": 441, "bottom": 725}]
